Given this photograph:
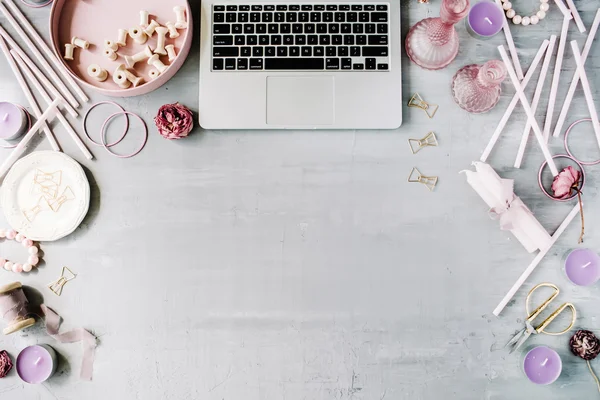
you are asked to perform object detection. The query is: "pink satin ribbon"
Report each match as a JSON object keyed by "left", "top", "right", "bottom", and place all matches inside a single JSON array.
[
  {"left": 41, "top": 305, "right": 97, "bottom": 381},
  {"left": 489, "top": 195, "right": 532, "bottom": 231}
]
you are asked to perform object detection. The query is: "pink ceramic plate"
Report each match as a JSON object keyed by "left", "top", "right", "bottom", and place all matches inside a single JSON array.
[{"left": 49, "top": 0, "right": 192, "bottom": 97}]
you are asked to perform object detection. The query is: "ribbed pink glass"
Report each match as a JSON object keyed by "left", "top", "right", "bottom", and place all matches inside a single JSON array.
[
  {"left": 451, "top": 60, "right": 507, "bottom": 113},
  {"left": 405, "top": 0, "right": 470, "bottom": 70}
]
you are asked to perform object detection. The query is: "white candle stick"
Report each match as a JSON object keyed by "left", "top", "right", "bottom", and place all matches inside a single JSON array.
[
  {"left": 494, "top": 203, "right": 581, "bottom": 316},
  {"left": 34, "top": 357, "right": 42, "bottom": 365},
  {"left": 0, "top": 36, "right": 60, "bottom": 151},
  {"left": 570, "top": 41, "right": 600, "bottom": 151},
  {"left": 554, "top": 0, "right": 573, "bottom": 18},
  {"left": 2, "top": 0, "right": 88, "bottom": 104},
  {"left": 0, "top": 25, "right": 77, "bottom": 118},
  {"left": 565, "top": 0, "right": 586, "bottom": 32},
  {"left": 515, "top": 36, "right": 557, "bottom": 168},
  {"left": 0, "top": 98, "right": 62, "bottom": 180},
  {"left": 553, "top": 9, "right": 600, "bottom": 138},
  {"left": 498, "top": 45, "right": 559, "bottom": 176},
  {"left": 480, "top": 40, "right": 549, "bottom": 162},
  {"left": 582, "top": 262, "right": 592, "bottom": 269},
  {"left": 541, "top": 358, "right": 549, "bottom": 367},
  {"left": 11, "top": 43, "right": 78, "bottom": 118},
  {"left": 543, "top": 16, "right": 570, "bottom": 142},
  {"left": 495, "top": 0, "right": 523, "bottom": 80},
  {"left": 12, "top": 51, "right": 93, "bottom": 160}
]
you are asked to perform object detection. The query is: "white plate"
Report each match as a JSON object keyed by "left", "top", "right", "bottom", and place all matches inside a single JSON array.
[{"left": 0, "top": 151, "right": 90, "bottom": 241}]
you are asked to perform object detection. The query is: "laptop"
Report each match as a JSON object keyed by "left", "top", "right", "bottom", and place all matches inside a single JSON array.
[{"left": 198, "top": 0, "right": 402, "bottom": 129}]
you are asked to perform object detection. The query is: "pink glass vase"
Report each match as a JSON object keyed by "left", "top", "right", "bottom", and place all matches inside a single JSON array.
[
  {"left": 451, "top": 60, "right": 507, "bottom": 113},
  {"left": 405, "top": 0, "right": 470, "bottom": 70}
]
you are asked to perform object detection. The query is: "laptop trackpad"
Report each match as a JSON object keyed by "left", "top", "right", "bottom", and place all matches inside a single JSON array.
[{"left": 266, "top": 76, "right": 334, "bottom": 126}]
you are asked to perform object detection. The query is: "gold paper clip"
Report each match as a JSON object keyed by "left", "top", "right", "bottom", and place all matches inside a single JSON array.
[
  {"left": 47, "top": 266, "right": 77, "bottom": 296},
  {"left": 408, "top": 93, "right": 438, "bottom": 119},
  {"left": 408, "top": 167, "right": 438, "bottom": 191},
  {"left": 409, "top": 131, "right": 438, "bottom": 154}
]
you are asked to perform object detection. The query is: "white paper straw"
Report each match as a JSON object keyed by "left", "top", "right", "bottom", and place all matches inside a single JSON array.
[
  {"left": 543, "top": 16, "right": 570, "bottom": 142},
  {"left": 564, "top": 0, "right": 586, "bottom": 32},
  {"left": 514, "top": 36, "right": 557, "bottom": 169},
  {"left": 495, "top": 0, "right": 523, "bottom": 80},
  {"left": 554, "top": 0, "right": 573, "bottom": 19},
  {"left": 0, "top": 98, "right": 61, "bottom": 179},
  {"left": 493, "top": 203, "right": 580, "bottom": 316},
  {"left": 0, "top": 36, "right": 60, "bottom": 152},
  {"left": 12, "top": 43, "right": 78, "bottom": 118},
  {"left": 480, "top": 40, "right": 549, "bottom": 163},
  {"left": 570, "top": 41, "right": 600, "bottom": 151},
  {"left": 553, "top": 9, "right": 600, "bottom": 138},
  {"left": 0, "top": 3, "right": 79, "bottom": 109},
  {"left": 498, "top": 45, "right": 559, "bottom": 176},
  {"left": 12, "top": 51, "right": 93, "bottom": 160},
  {"left": 1, "top": 0, "right": 88, "bottom": 104},
  {"left": 0, "top": 24, "right": 79, "bottom": 119}
]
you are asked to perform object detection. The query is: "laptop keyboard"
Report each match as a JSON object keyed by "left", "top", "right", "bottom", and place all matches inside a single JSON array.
[{"left": 211, "top": 3, "right": 390, "bottom": 71}]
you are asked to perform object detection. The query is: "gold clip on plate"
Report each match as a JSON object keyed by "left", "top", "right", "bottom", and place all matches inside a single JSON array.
[
  {"left": 408, "top": 167, "right": 438, "bottom": 191},
  {"left": 409, "top": 131, "right": 438, "bottom": 154},
  {"left": 408, "top": 93, "right": 438, "bottom": 119},
  {"left": 47, "top": 266, "right": 77, "bottom": 296}
]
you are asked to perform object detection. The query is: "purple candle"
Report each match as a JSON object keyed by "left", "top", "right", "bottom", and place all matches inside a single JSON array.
[
  {"left": 565, "top": 248, "right": 600, "bottom": 286},
  {"left": 16, "top": 345, "right": 58, "bottom": 384},
  {"left": 523, "top": 346, "right": 562, "bottom": 385},
  {"left": 467, "top": 1, "right": 504, "bottom": 39},
  {"left": 0, "top": 102, "right": 28, "bottom": 141}
]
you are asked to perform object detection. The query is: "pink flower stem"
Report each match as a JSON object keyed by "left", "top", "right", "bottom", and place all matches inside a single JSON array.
[{"left": 575, "top": 179, "right": 585, "bottom": 243}]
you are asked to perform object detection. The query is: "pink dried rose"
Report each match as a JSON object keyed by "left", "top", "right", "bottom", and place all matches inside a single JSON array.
[
  {"left": 0, "top": 350, "right": 13, "bottom": 378},
  {"left": 551, "top": 166, "right": 581, "bottom": 199},
  {"left": 552, "top": 166, "right": 585, "bottom": 243},
  {"left": 154, "top": 103, "right": 194, "bottom": 140}
]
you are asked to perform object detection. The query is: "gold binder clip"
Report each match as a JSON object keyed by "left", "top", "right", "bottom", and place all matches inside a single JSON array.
[
  {"left": 48, "top": 266, "right": 77, "bottom": 296},
  {"left": 408, "top": 93, "right": 438, "bottom": 119},
  {"left": 409, "top": 131, "right": 438, "bottom": 154},
  {"left": 408, "top": 167, "right": 438, "bottom": 191}
]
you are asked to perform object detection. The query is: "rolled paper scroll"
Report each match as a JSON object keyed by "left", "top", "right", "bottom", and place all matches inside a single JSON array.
[{"left": 462, "top": 162, "right": 552, "bottom": 253}]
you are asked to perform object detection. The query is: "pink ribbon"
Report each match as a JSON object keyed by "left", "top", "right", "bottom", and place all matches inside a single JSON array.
[
  {"left": 41, "top": 305, "right": 97, "bottom": 381},
  {"left": 489, "top": 195, "right": 533, "bottom": 231}
]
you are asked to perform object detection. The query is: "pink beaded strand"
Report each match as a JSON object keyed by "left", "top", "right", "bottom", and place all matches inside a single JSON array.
[{"left": 0, "top": 229, "right": 40, "bottom": 273}]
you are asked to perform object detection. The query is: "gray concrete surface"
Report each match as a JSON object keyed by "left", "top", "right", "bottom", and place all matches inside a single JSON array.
[{"left": 0, "top": 0, "right": 599, "bottom": 399}]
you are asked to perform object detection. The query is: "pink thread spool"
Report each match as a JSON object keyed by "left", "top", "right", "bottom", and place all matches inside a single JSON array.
[{"left": 0, "top": 282, "right": 36, "bottom": 335}]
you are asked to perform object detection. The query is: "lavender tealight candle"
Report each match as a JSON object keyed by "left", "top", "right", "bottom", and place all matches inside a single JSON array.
[
  {"left": 523, "top": 346, "right": 562, "bottom": 385},
  {"left": 467, "top": 1, "right": 504, "bottom": 39},
  {"left": 16, "top": 345, "right": 58, "bottom": 384},
  {"left": 565, "top": 248, "right": 600, "bottom": 286},
  {"left": 0, "top": 102, "right": 28, "bottom": 141}
]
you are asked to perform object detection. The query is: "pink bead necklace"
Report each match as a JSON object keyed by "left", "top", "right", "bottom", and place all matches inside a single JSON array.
[{"left": 0, "top": 229, "right": 40, "bottom": 273}]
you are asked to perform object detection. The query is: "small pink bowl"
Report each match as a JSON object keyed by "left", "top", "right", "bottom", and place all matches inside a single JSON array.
[{"left": 49, "top": 0, "right": 192, "bottom": 97}]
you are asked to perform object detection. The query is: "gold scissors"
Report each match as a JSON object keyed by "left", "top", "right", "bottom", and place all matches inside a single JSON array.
[{"left": 506, "top": 283, "right": 576, "bottom": 354}]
